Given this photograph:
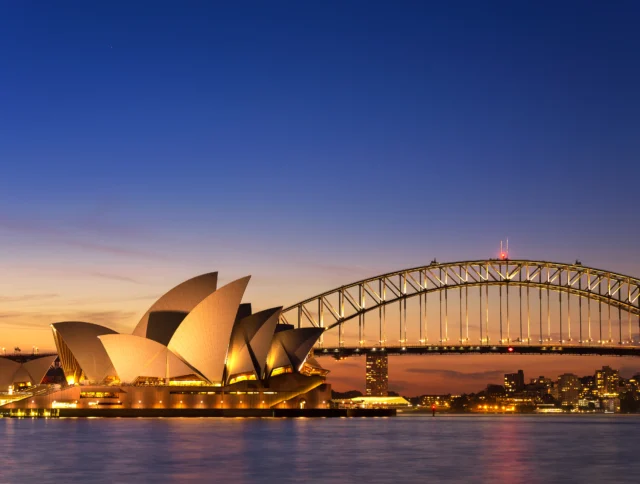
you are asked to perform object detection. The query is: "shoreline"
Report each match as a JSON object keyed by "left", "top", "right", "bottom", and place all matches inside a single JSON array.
[{"left": 0, "top": 407, "right": 396, "bottom": 419}]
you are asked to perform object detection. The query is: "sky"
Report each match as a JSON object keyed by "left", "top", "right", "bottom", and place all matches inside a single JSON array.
[{"left": 1, "top": 1, "right": 639, "bottom": 395}]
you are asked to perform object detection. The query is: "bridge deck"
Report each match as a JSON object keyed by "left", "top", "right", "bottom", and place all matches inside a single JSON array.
[{"left": 314, "top": 344, "right": 640, "bottom": 358}]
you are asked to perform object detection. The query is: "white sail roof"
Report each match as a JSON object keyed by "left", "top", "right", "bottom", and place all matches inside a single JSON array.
[
  {"left": 132, "top": 272, "right": 218, "bottom": 341},
  {"left": 266, "top": 327, "right": 324, "bottom": 375},
  {"left": 226, "top": 307, "right": 281, "bottom": 381},
  {"left": 51, "top": 321, "right": 118, "bottom": 383},
  {"left": 0, "top": 358, "right": 21, "bottom": 388},
  {"left": 23, "top": 355, "right": 58, "bottom": 385},
  {"left": 168, "top": 276, "right": 250, "bottom": 384},
  {"left": 99, "top": 334, "right": 195, "bottom": 384},
  {"left": 0, "top": 355, "right": 57, "bottom": 389}
]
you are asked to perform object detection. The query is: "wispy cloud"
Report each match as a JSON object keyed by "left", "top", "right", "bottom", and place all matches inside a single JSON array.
[
  {"left": 616, "top": 364, "right": 640, "bottom": 378},
  {"left": 0, "top": 293, "right": 58, "bottom": 303},
  {"left": 388, "top": 380, "right": 416, "bottom": 394},
  {"left": 0, "top": 214, "right": 164, "bottom": 261},
  {"left": 405, "top": 368, "right": 509, "bottom": 381},
  {"left": 329, "top": 360, "right": 361, "bottom": 369},
  {"left": 85, "top": 271, "right": 142, "bottom": 284},
  {"left": 0, "top": 309, "right": 138, "bottom": 333},
  {"left": 297, "top": 261, "right": 384, "bottom": 280},
  {"left": 5, "top": 265, "right": 143, "bottom": 285},
  {"left": 64, "top": 240, "right": 164, "bottom": 261},
  {"left": 69, "top": 310, "right": 138, "bottom": 331}
]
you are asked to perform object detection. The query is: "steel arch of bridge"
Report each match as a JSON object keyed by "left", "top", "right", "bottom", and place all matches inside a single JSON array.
[{"left": 279, "top": 260, "right": 640, "bottom": 351}]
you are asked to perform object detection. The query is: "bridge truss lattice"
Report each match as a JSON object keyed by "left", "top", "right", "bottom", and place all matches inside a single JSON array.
[{"left": 279, "top": 260, "right": 640, "bottom": 354}]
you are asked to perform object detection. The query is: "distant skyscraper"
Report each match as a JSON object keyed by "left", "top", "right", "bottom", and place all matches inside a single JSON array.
[
  {"left": 365, "top": 353, "right": 388, "bottom": 396},
  {"left": 530, "top": 376, "right": 553, "bottom": 388},
  {"left": 528, "top": 376, "right": 553, "bottom": 399},
  {"left": 504, "top": 370, "right": 525, "bottom": 393},
  {"left": 579, "top": 375, "right": 596, "bottom": 398},
  {"left": 595, "top": 366, "right": 619, "bottom": 397},
  {"left": 557, "top": 373, "right": 581, "bottom": 406}
]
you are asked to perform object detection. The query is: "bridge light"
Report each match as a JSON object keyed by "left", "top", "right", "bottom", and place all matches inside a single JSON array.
[{"left": 508, "top": 347, "right": 514, "bottom": 353}]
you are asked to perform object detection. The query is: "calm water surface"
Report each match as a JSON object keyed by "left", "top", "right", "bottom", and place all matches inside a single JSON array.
[{"left": 1, "top": 414, "right": 639, "bottom": 483}]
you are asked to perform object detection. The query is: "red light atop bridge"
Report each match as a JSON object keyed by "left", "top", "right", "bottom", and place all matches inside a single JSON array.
[
  {"left": 508, "top": 347, "right": 514, "bottom": 352},
  {"left": 499, "top": 239, "right": 509, "bottom": 260}
]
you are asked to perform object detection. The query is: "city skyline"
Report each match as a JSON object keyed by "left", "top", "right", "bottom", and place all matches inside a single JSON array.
[
  {"left": 338, "top": 363, "right": 633, "bottom": 401},
  {"left": 2, "top": 2, "right": 640, "bottom": 396}
]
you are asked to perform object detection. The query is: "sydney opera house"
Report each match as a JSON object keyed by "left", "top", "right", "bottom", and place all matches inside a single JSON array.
[{"left": 1, "top": 273, "right": 331, "bottom": 413}]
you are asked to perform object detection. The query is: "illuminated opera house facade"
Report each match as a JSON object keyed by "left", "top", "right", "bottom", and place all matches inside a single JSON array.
[{"left": 2, "top": 273, "right": 331, "bottom": 411}]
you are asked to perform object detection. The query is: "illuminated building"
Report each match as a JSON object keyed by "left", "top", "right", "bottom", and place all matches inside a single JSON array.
[
  {"left": 626, "top": 375, "right": 640, "bottom": 395},
  {"left": 579, "top": 375, "right": 596, "bottom": 399},
  {"left": 2, "top": 272, "right": 331, "bottom": 412},
  {"left": 535, "top": 404, "right": 564, "bottom": 414},
  {"left": 601, "top": 397, "right": 620, "bottom": 413},
  {"left": 530, "top": 376, "right": 553, "bottom": 387},
  {"left": 420, "top": 394, "right": 452, "bottom": 409},
  {"left": 578, "top": 398, "right": 600, "bottom": 410},
  {"left": 595, "top": 366, "right": 619, "bottom": 397},
  {"left": 332, "top": 395, "right": 409, "bottom": 409},
  {"left": 0, "top": 355, "right": 57, "bottom": 392},
  {"left": 557, "top": 373, "right": 581, "bottom": 406},
  {"left": 504, "top": 370, "right": 525, "bottom": 393},
  {"left": 365, "top": 353, "right": 388, "bottom": 396},
  {"left": 526, "top": 376, "right": 553, "bottom": 400},
  {"left": 474, "top": 403, "right": 516, "bottom": 413}
]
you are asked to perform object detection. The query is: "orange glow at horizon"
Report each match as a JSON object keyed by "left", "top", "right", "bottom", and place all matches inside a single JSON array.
[{"left": 2, "top": 253, "right": 640, "bottom": 395}]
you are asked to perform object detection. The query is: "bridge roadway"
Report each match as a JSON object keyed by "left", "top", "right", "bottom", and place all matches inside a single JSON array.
[{"left": 314, "top": 344, "right": 640, "bottom": 358}]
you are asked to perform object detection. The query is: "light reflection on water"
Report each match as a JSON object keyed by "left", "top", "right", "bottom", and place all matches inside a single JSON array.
[{"left": 1, "top": 415, "right": 639, "bottom": 483}]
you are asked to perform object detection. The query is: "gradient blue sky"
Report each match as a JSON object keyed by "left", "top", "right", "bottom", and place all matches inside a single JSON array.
[{"left": 1, "top": 1, "right": 639, "bottom": 393}]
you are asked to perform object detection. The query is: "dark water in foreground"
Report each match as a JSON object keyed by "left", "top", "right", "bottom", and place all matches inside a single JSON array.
[{"left": 1, "top": 414, "right": 639, "bottom": 483}]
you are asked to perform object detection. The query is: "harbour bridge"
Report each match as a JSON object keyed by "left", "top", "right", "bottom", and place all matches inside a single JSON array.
[{"left": 279, "top": 260, "right": 640, "bottom": 358}]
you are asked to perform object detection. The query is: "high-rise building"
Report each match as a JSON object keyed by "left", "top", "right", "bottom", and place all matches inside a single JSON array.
[
  {"left": 504, "top": 370, "right": 525, "bottom": 393},
  {"left": 601, "top": 397, "right": 620, "bottom": 413},
  {"left": 365, "top": 353, "right": 388, "bottom": 396},
  {"left": 557, "top": 373, "right": 581, "bottom": 406},
  {"left": 579, "top": 375, "right": 596, "bottom": 398},
  {"left": 627, "top": 375, "right": 640, "bottom": 394},
  {"left": 530, "top": 376, "right": 553, "bottom": 389},
  {"left": 526, "top": 376, "right": 553, "bottom": 400},
  {"left": 595, "top": 366, "right": 619, "bottom": 397}
]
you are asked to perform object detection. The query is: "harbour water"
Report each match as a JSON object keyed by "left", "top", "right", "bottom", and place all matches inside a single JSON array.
[{"left": 1, "top": 414, "right": 639, "bottom": 483}]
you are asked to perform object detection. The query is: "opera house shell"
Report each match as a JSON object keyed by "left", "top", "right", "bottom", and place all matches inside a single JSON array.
[
  {"left": 2, "top": 273, "right": 330, "bottom": 412},
  {"left": 0, "top": 355, "right": 58, "bottom": 390}
]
